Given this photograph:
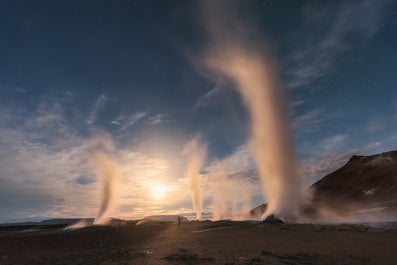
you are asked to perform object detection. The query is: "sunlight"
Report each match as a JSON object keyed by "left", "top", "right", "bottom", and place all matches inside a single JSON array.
[{"left": 150, "top": 184, "right": 169, "bottom": 200}]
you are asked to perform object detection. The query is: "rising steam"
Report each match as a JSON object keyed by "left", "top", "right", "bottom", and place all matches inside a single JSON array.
[
  {"left": 199, "top": 1, "right": 305, "bottom": 218},
  {"left": 91, "top": 152, "right": 121, "bottom": 224},
  {"left": 86, "top": 133, "right": 121, "bottom": 224},
  {"left": 183, "top": 135, "right": 207, "bottom": 220}
]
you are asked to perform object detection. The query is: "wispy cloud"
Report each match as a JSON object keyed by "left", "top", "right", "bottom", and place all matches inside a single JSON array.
[
  {"left": 291, "top": 109, "right": 324, "bottom": 134},
  {"left": 147, "top": 114, "right": 167, "bottom": 126},
  {"left": 196, "top": 85, "right": 222, "bottom": 108},
  {"left": 26, "top": 102, "right": 64, "bottom": 128},
  {"left": 0, "top": 124, "right": 176, "bottom": 221},
  {"left": 0, "top": 101, "right": 181, "bottom": 222},
  {"left": 195, "top": 76, "right": 226, "bottom": 108},
  {"left": 286, "top": 0, "right": 391, "bottom": 88},
  {"left": 301, "top": 142, "right": 380, "bottom": 183},
  {"left": 22, "top": 101, "right": 80, "bottom": 148},
  {"left": 318, "top": 134, "right": 349, "bottom": 153},
  {"left": 0, "top": 125, "right": 96, "bottom": 221},
  {"left": 119, "top": 112, "right": 147, "bottom": 131},
  {"left": 110, "top": 114, "right": 126, "bottom": 125},
  {"left": 111, "top": 112, "right": 165, "bottom": 129},
  {"left": 87, "top": 94, "right": 109, "bottom": 125},
  {"left": 205, "top": 145, "right": 255, "bottom": 177}
]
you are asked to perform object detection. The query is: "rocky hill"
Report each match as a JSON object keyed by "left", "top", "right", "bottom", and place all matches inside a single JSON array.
[{"left": 251, "top": 151, "right": 397, "bottom": 221}]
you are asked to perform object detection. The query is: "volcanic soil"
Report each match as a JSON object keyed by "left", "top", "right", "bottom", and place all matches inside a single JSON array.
[{"left": 1, "top": 220, "right": 397, "bottom": 265}]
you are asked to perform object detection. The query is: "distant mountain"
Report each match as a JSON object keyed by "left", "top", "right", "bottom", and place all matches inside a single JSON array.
[
  {"left": 251, "top": 151, "right": 397, "bottom": 221},
  {"left": 139, "top": 215, "right": 189, "bottom": 224},
  {"left": 0, "top": 218, "right": 93, "bottom": 227},
  {"left": 0, "top": 215, "right": 191, "bottom": 227}
]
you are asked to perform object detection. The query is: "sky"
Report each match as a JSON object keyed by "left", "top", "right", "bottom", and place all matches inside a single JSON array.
[{"left": 0, "top": 0, "right": 396, "bottom": 223}]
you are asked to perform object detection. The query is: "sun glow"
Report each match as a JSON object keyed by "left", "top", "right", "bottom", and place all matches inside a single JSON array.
[{"left": 150, "top": 184, "right": 169, "bottom": 200}]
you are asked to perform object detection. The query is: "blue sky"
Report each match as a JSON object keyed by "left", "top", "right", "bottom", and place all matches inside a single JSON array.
[{"left": 0, "top": 0, "right": 396, "bottom": 222}]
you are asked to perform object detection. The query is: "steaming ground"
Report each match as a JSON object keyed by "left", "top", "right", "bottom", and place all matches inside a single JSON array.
[{"left": 1, "top": 220, "right": 396, "bottom": 265}]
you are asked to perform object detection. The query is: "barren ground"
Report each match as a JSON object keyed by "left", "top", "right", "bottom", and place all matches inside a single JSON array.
[{"left": 1, "top": 221, "right": 396, "bottom": 265}]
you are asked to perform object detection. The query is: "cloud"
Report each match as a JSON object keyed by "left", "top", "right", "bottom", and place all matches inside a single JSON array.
[
  {"left": 318, "top": 134, "right": 349, "bottom": 153},
  {"left": 0, "top": 100, "right": 78, "bottom": 154},
  {"left": 301, "top": 141, "right": 380, "bottom": 183},
  {"left": 147, "top": 114, "right": 167, "bottom": 126},
  {"left": 195, "top": 76, "right": 226, "bottom": 108},
  {"left": 291, "top": 109, "right": 324, "bottom": 134},
  {"left": 0, "top": 100, "right": 181, "bottom": 222},
  {"left": 111, "top": 112, "right": 164, "bottom": 130},
  {"left": 87, "top": 93, "right": 109, "bottom": 125},
  {"left": 74, "top": 175, "right": 96, "bottom": 185},
  {"left": 119, "top": 112, "right": 147, "bottom": 131},
  {"left": 196, "top": 85, "right": 222, "bottom": 108},
  {"left": 0, "top": 123, "right": 177, "bottom": 222},
  {"left": 205, "top": 145, "right": 255, "bottom": 177},
  {"left": 27, "top": 102, "right": 64, "bottom": 128},
  {"left": 0, "top": 131, "right": 96, "bottom": 222},
  {"left": 286, "top": 0, "right": 391, "bottom": 88},
  {"left": 110, "top": 114, "right": 126, "bottom": 125}
]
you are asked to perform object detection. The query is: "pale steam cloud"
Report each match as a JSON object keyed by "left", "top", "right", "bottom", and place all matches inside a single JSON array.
[
  {"left": 183, "top": 135, "right": 207, "bottom": 220},
  {"left": 91, "top": 152, "right": 121, "bottom": 224},
  {"left": 199, "top": 1, "right": 305, "bottom": 218},
  {"left": 84, "top": 133, "right": 122, "bottom": 224}
]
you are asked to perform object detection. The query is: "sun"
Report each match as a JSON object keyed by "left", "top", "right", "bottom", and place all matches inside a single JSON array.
[{"left": 150, "top": 184, "right": 169, "bottom": 200}]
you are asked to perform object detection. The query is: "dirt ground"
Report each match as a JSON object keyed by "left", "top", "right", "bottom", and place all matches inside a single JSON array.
[{"left": 1, "top": 220, "right": 396, "bottom": 265}]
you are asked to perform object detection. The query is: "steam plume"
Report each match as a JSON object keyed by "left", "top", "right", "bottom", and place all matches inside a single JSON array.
[
  {"left": 86, "top": 133, "right": 121, "bottom": 224},
  {"left": 183, "top": 135, "right": 207, "bottom": 220},
  {"left": 199, "top": 1, "right": 304, "bottom": 218},
  {"left": 91, "top": 152, "right": 120, "bottom": 224},
  {"left": 210, "top": 175, "right": 253, "bottom": 220}
]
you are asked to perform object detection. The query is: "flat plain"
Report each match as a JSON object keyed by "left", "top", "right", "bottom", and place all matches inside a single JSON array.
[{"left": 1, "top": 220, "right": 397, "bottom": 265}]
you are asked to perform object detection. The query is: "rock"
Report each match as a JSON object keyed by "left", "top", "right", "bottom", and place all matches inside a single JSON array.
[{"left": 262, "top": 215, "right": 284, "bottom": 224}]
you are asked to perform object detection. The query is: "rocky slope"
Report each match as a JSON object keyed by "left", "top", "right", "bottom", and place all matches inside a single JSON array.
[{"left": 251, "top": 151, "right": 397, "bottom": 221}]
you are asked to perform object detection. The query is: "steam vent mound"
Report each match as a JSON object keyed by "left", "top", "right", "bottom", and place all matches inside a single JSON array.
[{"left": 251, "top": 151, "right": 397, "bottom": 220}]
